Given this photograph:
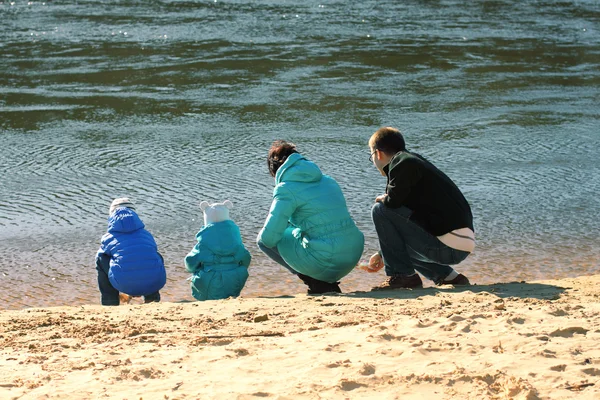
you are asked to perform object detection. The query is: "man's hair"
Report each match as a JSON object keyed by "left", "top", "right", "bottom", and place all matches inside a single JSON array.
[
  {"left": 267, "top": 140, "right": 298, "bottom": 177},
  {"left": 369, "top": 127, "right": 406, "bottom": 155}
]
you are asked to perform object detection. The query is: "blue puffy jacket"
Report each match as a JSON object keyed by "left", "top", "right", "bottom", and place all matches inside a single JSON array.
[
  {"left": 96, "top": 208, "right": 167, "bottom": 296},
  {"left": 185, "top": 220, "right": 251, "bottom": 301},
  {"left": 258, "top": 153, "right": 364, "bottom": 282}
]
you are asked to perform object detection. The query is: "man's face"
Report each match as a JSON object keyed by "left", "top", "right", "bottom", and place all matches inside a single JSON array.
[{"left": 369, "top": 146, "right": 386, "bottom": 176}]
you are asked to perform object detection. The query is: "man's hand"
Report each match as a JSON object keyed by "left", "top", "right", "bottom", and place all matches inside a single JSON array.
[
  {"left": 364, "top": 252, "right": 384, "bottom": 273},
  {"left": 375, "top": 194, "right": 387, "bottom": 203}
]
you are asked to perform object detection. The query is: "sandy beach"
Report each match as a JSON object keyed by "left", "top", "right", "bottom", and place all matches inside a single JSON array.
[{"left": 1, "top": 275, "right": 599, "bottom": 400}]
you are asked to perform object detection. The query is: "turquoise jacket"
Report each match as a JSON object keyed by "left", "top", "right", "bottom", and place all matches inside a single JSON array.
[
  {"left": 185, "top": 220, "right": 250, "bottom": 301},
  {"left": 258, "top": 153, "right": 364, "bottom": 282}
]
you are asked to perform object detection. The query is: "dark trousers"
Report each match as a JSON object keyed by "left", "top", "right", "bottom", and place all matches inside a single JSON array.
[
  {"left": 371, "top": 203, "right": 470, "bottom": 284},
  {"left": 96, "top": 254, "right": 161, "bottom": 306},
  {"left": 256, "top": 239, "right": 298, "bottom": 275}
]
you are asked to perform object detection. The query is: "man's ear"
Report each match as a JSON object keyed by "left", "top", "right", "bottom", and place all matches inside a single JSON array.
[{"left": 377, "top": 149, "right": 391, "bottom": 162}]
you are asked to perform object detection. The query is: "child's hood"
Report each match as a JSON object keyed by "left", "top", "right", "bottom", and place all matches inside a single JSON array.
[
  {"left": 196, "top": 220, "right": 243, "bottom": 256},
  {"left": 107, "top": 207, "right": 145, "bottom": 233}
]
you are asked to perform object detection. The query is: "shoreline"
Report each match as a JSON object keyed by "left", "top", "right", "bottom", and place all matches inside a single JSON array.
[
  {"left": 4, "top": 262, "right": 597, "bottom": 311},
  {"left": 1, "top": 275, "right": 599, "bottom": 399}
]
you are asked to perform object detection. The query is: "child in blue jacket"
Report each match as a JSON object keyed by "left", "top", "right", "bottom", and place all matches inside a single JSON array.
[
  {"left": 185, "top": 200, "right": 251, "bottom": 301},
  {"left": 95, "top": 198, "right": 167, "bottom": 306}
]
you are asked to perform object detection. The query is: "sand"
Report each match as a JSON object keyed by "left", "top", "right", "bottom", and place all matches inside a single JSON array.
[{"left": 1, "top": 275, "right": 599, "bottom": 400}]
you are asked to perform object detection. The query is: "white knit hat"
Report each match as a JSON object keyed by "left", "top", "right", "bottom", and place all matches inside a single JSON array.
[
  {"left": 200, "top": 200, "right": 233, "bottom": 225},
  {"left": 109, "top": 197, "right": 136, "bottom": 215}
]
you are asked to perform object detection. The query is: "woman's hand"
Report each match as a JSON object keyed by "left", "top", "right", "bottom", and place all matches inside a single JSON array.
[{"left": 375, "top": 194, "right": 387, "bottom": 203}]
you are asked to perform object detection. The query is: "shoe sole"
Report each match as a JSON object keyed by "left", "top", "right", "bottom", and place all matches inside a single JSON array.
[
  {"left": 371, "top": 285, "right": 423, "bottom": 291},
  {"left": 439, "top": 280, "right": 470, "bottom": 286}
]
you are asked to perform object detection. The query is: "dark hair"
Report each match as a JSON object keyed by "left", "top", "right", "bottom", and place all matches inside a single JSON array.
[
  {"left": 369, "top": 127, "right": 406, "bottom": 155},
  {"left": 267, "top": 140, "right": 298, "bottom": 177}
]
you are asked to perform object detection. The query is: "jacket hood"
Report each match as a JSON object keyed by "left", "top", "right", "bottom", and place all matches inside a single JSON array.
[
  {"left": 196, "top": 220, "right": 243, "bottom": 256},
  {"left": 275, "top": 153, "right": 322, "bottom": 185},
  {"left": 107, "top": 207, "right": 145, "bottom": 234}
]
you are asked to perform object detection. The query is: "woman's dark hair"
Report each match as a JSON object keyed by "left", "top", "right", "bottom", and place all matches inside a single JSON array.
[{"left": 267, "top": 140, "right": 298, "bottom": 177}]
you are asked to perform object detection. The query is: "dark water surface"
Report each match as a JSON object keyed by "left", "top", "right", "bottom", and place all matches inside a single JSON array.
[{"left": 1, "top": 0, "right": 599, "bottom": 309}]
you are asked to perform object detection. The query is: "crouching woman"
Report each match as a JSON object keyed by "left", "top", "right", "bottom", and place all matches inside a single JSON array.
[{"left": 257, "top": 140, "right": 364, "bottom": 294}]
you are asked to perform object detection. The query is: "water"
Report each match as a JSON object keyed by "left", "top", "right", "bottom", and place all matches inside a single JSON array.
[{"left": 1, "top": 0, "right": 599, "bottom": 309}]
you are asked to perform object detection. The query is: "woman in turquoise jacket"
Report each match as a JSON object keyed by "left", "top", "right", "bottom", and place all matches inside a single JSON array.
[{"left": 257, "top": 140, "right": 364, "bottom": 294}]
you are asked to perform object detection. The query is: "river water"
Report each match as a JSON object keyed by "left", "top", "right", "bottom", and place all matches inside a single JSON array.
[{"left": 1, "top": 0, "right": 599, "bottom": 309}]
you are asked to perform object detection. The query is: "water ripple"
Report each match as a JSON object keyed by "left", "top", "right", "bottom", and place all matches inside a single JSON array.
[{"left": 1, "top": 0, "right": 599, "bottom": 309}]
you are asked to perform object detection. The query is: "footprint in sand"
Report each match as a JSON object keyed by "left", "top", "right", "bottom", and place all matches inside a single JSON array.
[
  {"left": 358, "top": 363, "right": 375, "bottom": 376},
  {"left": 377, "top": 333, "right": 405, "bottom": 341},
  {"left": 229, "top": 348, "right": 250, "bottom": 356},
  {"left": 324, "top": 343, "right": 346, "bottom": 353},
  {"left": 115, "top": 367, "right": 164, "bottom": 381},
  {"left": 581, "top": 368, "right": 600, "bottom": 376},
  {"left": 415, "top": 319, "right": 438, "bottom": 328},
  {"left": 326, "top": 359, "right": 351, "bottom": 368},
  {"left": 549, "top": 327, "right": 588, "bottom": 338},
  {"left": 537, "top": 349, "right": 557, "bottom": 358},
  {"left": 548, "top": 309, "right": 568, "bottom": 317},
  {"left": 440, "top": 321, "right": 458, "bottom": 331},
  {"left": 339, "top": 379, "right": 367, "bottom": 391},
  {"left": 508, "top": 316, "right": 526, "bottom": 325}
]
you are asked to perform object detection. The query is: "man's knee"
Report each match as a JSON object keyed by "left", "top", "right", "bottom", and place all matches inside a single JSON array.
[
  {"left": 372, "top": 203, "right": 414, "bottom": 228},
  {"left": 371, "top": 202, "right": 386, "bottom": 220}
]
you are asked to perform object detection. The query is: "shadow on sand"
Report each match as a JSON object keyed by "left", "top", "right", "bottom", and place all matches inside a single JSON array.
[{"left": 340, "top": 280, "right": 568, "bottom": 301}]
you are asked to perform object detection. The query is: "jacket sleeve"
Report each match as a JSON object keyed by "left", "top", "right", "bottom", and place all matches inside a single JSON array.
[
  {"left": 95, "top": 232, "right": 112, "bottom": 273},
  {"left": 95, "top": 233, "right": 112, "bottom": 264},
  {"left": 257, "top": 185, "right": 296, "bottom": 248},
  {"left": 383, "top": 157, "right": 422, "bottom": 209},
  {"left": 238, "top": 247, "right": 251, "bottom": 268},
  {"left": 184, "top": 245, "right": 203, "bottom": 273}
]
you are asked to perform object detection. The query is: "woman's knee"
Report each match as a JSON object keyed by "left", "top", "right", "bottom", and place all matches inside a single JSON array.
[{"left": 257, "top": 239, "right": 270, "bottom": 253}]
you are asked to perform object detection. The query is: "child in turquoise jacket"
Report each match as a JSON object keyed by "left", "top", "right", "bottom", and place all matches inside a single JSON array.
[{"left": 185, "top": 200, "right": 251, "bottom": 300}]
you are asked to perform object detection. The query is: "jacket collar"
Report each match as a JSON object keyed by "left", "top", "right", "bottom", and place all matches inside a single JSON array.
[{"left": 383, "top": 163, "right": 390, "bottom": 176}]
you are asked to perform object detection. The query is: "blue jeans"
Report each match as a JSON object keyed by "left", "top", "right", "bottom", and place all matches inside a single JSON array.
[
  {"left": 256, "top": 240, "right": 298, "bottom": 276},
  {"left": 96, "top": 254, "right": 161, "bottom": 306},
  {"left": 371, "top": 203, "right": 470, "bottom": 284}
]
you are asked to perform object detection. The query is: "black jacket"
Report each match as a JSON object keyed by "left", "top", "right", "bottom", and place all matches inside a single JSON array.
[{"left": 382, "top": 151, "right": 474, "bottom": 236}]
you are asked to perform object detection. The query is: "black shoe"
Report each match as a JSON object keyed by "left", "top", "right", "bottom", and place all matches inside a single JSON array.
[
  {"left": 308, "top": 281, "right": 341, "bottom": 295},
  {"left": 143, "top": 292, "right": 161, "bottom": 303},
  {"left": 297, "top": 273, "right": 342, "bottom": 294},
  {"left": 439, "top": 273, "right": 470, "bottom": 286},
  {"left": 371, "top": 274, "right": 423, "bottom": 291}
]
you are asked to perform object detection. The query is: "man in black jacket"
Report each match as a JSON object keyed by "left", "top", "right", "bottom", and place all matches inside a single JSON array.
[{"left": 366, "top": 127, "right": 474, "bottom": 290}]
